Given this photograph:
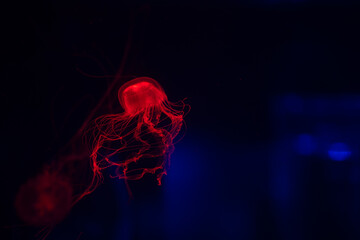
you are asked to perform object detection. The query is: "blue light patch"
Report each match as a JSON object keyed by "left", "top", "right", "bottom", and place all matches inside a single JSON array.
[{"left": 328, "top": 142, "right": 351, "bottom": 161}]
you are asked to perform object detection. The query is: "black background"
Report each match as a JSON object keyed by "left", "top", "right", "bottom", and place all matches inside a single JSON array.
[{"left": 1, "top": 0, "right": 360, "bottom": 239}]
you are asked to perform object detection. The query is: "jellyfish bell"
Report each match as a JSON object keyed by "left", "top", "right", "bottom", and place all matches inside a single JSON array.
[{"left": 118, "top": 77, "right": 167, "bottom": 115}]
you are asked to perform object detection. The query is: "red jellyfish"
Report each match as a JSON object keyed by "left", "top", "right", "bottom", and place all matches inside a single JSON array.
[
  {"left": 86, "top": 77, "right": 187, "bottom": 191},
  {"left": 15, "top": 169, "right": 73, "bottom": 227}
]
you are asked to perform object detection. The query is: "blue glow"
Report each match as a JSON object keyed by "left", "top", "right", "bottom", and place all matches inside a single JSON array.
[
  {"left": 328, "top": 142, "right": 351, "bottom": 161},
  {"left": 295, "top": 134, "right": 316, "bottom": 155}
]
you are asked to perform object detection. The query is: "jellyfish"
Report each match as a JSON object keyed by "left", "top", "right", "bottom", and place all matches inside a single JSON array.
[
  {"left": 85, "top": 77, "right": 187, "bottom": 192},
  {"left": 15, "top": 170, "right": 73, "bottom": 227}
]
